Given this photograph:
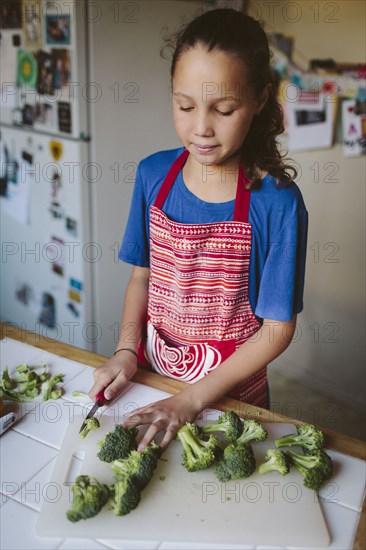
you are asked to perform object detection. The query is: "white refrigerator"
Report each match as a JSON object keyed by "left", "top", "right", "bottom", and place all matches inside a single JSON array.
[{"left": 1, "top": 0, "right": 94, "bottom": 350}]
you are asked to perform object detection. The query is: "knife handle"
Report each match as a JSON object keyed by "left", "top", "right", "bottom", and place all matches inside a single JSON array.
[{"left": 95, "top": 389, "right": 107, "bottom": 407}]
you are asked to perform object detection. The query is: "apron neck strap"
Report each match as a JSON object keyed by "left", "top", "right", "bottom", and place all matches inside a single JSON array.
[
  {"left": 154, "top": 149, "right": 189, "bottom": 210},
  {"left": 233, "top": 164, "right": 251, "bottom": 223},
  {"left": 154, "top": 149, "right": 251, "bottom": 223}
]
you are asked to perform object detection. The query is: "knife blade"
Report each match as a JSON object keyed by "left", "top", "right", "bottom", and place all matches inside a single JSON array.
[{"left": 79, "top": 389, "right": 107, "bottom": 434}]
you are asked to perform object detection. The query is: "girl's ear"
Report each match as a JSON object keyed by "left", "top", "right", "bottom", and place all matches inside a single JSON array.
[{"left": 255, "top": 83, "right": 271, "bottom": 114}]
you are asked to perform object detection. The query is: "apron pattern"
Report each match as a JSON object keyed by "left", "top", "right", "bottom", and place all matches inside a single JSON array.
[{"left": 139, "top": 149, "right": 268, "bottom": 407}]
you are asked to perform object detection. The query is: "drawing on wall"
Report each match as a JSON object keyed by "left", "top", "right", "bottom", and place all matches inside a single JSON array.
[
  {"left": 39, "top": 291, "right": 56, "bottom": 328},
  {"left": 45, "top": 14, "right": 71, "bottom": 46},
  {"left": 1, "top": 0, "right": 22, "bottom": 29},
  {"left": 17, "top": 49, "right": 38, "bottom": 89},
  {"left": 285, "top": 90, "right": 336, "bottom": 152},
  {"left": 23, "top": 0, "right": 43, "bottom": 49},
  {"left": 342, "top": 98, "right": 366, "bottom": 157}
]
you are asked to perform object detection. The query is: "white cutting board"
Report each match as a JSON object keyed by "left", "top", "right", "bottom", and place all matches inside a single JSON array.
[{"left": 36, "top": 414, "right": 331, "bottom": 547}]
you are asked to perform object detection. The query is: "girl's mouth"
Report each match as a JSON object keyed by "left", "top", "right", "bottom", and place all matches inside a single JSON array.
[{"left": 193, "top": 144, "right": 218, "bottom": 154}]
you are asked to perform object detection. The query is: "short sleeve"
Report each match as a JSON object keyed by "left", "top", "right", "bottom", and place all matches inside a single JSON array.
[
  {"left": 119, "top": 163, "right": 150, "bottom": 267},
  {"left": 253, "top": 206, "right": 308, "bottom": 322}
]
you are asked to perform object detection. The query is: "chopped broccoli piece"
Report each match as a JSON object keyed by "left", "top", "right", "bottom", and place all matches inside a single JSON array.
[
  {"left": 285, "top": 449, "right": 333, "bottom": 491},
  {"left": 1, "top": 366, "right": 18, "bottom": 390},
  {"left": 80, "top": 417, "right": 101, "bottom": 439},
  {"left": 14, "top": 363, "right": 37, "bottom": 383},
  {"left": 97, "top": 424, "right": 138, "bottom": 462},
  {"left": 72, "top": 390, "right": 90, "bottom": 399},
  {"left": 0, "top": 364, "right": 65, "bottom": 402},
  {"left": 41, "top": 373, "right": 64, "bottom": 401},
  {"left": 201, "top": 411, "right": 243, "bottom": 442},
  {"left": 215, "top": 442, "right": 256, "bottom": 481},
  {"left": 109, "top": 478, "right": 141, "bottom": 516},
  {"left": 274, "top": 423, "right": 325, "bottom": 454},
  {"left": 177, "top": 422, "right": 220, "bottom": 472},
  {"left": 66, "top": 475, "right": 110, "bottom": 522},
  {"left": 258, "top": 449, "right": 290, "bottom": 476},
  {"left": 111, "top": 442, "right": 162, "bottom": 490},
  {"left": 236, "top": 419, "right": 268, "bottom": 444}
]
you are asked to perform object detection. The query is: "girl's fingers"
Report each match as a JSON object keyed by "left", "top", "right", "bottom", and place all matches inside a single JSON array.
[
  {"left": 137, "top": 421, "right": 164, "bottom": 450},
  {"left": 89, "top": 380, "right": 110, "bottom": 401},
  {"left": 122, "top": 409, "right": 153, "bottom": 428},
  {"left": 102, "top": 372, "right": 129, "bottom": 400},
  {"left": 159, "top": 425, "right": 180, "bottom": 449}
]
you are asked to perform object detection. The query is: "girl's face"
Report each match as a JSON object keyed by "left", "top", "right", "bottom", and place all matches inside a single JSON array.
[{"left": 172, "top": 43, "right": 268, "bottom": 168}]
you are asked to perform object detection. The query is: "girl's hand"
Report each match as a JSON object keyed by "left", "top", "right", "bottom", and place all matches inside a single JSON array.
[
  {"left": 123, "top": 391, "right": 202, "bottom": 450},
  {"left": 88, "top": 352, "right": 138, "bottom": 402}
]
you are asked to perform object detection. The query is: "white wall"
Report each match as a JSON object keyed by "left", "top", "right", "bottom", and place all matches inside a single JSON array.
[{"left": 247, "top": 0, "right": 366, "bottom": 410}]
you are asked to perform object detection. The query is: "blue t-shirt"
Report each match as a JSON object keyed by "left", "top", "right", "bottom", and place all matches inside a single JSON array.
[{"left": 119, "top": 147, "right": 308, "bottom": 322}]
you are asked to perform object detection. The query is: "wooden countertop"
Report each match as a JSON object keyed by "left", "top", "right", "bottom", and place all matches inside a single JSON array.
[{"left": 1, "top": 323, "right": 365, "bottom": 549}]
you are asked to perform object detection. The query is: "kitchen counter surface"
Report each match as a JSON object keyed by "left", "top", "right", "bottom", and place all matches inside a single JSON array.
[{"left": 1, "top": 324, "right": 365, "bottom": 550}]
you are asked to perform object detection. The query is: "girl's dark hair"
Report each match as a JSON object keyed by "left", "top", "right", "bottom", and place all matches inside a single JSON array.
[{"left": 161, "top": 8, "right": 297, "bottom": 186}]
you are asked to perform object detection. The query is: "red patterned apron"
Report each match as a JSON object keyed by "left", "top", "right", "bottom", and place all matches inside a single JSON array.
[{"left": 138, "top": 149, "right": 267, "bottom": 406}]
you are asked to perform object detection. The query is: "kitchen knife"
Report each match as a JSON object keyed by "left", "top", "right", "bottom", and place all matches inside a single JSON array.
[
  {"left": 79, "top": 389, "right": 107, "bottom": 433},
  {"left": 0, "top": 412, "right": 17, "bottom": 436}
]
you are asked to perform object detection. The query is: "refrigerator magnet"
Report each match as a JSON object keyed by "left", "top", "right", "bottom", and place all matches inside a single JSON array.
[
  {"left": 47, "top": 236, "right": 64, "bottom": 277},
  {"left": 23, "top": 0, "right": 43, "bottom": 49},
  {"left": 57, "top": 102, "right": 72, "bottom": 134},
  {"left": 37, "top": 50, "right": 55, "bottom": 96},
  {"left": 66, "top": 217, "right": 78, "bottom": 237},
  {"left": 1, "top": 0, "right": 22, "bottom": 29},
  {"left": 49, "top": 140, "right": 63, "bottom": 161},
  {"left": 39, "top": 291, "right": 56, "bottom": 329},
  {"left": 45, "top": 14, "right": 71, "bottom": 46},
  {"left": 17, "top": 49, "right": 37, "bottom": 89}
]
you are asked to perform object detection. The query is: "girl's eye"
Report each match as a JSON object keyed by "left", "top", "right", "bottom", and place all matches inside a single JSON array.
[
  {"left": 179, "top": 106, "right": 193, "bottom": 112},
  {"left": 217, "top": 109, "right": 234, "bottom": 117}
]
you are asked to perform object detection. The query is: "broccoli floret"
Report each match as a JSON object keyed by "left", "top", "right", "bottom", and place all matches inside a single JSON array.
[
  {"left": 66, "top": 475, "right": 110, "bottom": 522},
  {"left": 111, "top": 442, "right": 162, "bottom": 490},
  {"left": 258, "top": 449, "right": 290, "bottom": 476},
  {"left": 236, "top": 419, "right": 268, "bottom": 445},
  {"left": 80, "top": 417, "right": 101, "bottom": 439},
  {"left": 41, "top": 373, "right": 64, "bottom": 400},
  {"left": 215, "top": 442, "right": 256, "bottom": 481},
  {"left": 201, "top": 411, "right": 243, "bottom": 442},
  {"left": 274, "top": 423, "right": 325, "bottom": 454},
  {"left": 97, "top": 424, "right": 138, "bottom": 462},
  {"left": 286, "top": 449, "right": 333, "bottom": 491},
  {"left": 109, "top": 478, "right": 141, "bottom": 516},
  {"left": 177, "top": 423, "right": 220, "bottom": 472}
]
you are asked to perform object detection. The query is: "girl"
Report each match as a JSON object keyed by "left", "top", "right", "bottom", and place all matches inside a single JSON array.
[{"left": 89, "top": 9, "right": 308, "bottom": 450}]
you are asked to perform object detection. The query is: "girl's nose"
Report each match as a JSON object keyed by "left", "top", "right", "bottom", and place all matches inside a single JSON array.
[{"left": 193, "top": 112, "right": 214, "bottom": 137}]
